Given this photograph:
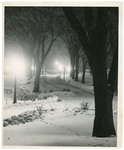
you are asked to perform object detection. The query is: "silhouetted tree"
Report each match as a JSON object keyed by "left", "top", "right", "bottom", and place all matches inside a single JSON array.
[
  {"left": 63, "top": 7, "right": 118, "bottom": 137},
  {"left": 5, "top": 7, "right": 65, "bottom": 92},
  {"left": 61, "top": 27, "right": 83, "bottom": 81},
  {"left": 81, "top": 52, "right": 88, "bottom": 83}
]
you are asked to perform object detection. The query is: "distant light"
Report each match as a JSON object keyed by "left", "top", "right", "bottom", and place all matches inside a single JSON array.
[
  {"left": 58, "top": 64, "right": 64, "bottom": 71},
  {"left": 66, "top": 66, "right": 71, "bottom": 72},
  {"left": 31, "top": 66, "right": 34, "bottom": 70},
  {"left": 55, "top": 61, "right": 58, "bottom": 65},
  {"left": 7, "top": 55, "right": 26, "bottom": 76}
]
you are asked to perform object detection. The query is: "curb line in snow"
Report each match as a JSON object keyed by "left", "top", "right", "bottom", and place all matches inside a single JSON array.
[{"left": 69, "top": 80, "right": 94, "bottom": 95}]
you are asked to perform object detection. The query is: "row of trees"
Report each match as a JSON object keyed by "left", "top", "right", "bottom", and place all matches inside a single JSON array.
[
  {"left": 5, "top": 7, "right": 118, "bottom": 137},
  {"left": 5, "top": 7, "right": 66, "bottom": 92},
  {"left": 5, "top": 7, "right": 89, "bottom": 88},
  {"left": 61, "top": 26, "right": 88, "bottom": 82}
]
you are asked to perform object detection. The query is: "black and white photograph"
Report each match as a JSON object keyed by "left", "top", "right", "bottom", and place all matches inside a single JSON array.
[{"left": 2, "top": 1, "right": 123, "bottom": 148}]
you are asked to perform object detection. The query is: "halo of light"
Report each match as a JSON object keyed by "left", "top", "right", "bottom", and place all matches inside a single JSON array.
[
  {"left": 58, "top": 64, "right": 64, "bottom": 71},
  {"left": 7, "top": 55, "right": 26, "bottom": 76},
  {"left": 66, "top": 66, "right": 71, "bottom": 72}
]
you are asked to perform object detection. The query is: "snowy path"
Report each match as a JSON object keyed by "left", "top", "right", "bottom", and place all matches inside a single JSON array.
[
  {"left": 3, "top": 75, "right": 117, "bottom": 147},
  {"left": 3, "top": 95, "right": 117, "bottom": 147},
  {"left": 41, "top": 75, "right": 93, "bottom": 95},
  {"left": 3, "top": 110, "right": 117, "bottom": 147}
]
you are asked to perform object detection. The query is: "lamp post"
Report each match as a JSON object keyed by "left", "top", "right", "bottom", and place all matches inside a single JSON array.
[
  {"left": 8, "top": 55, "right": 26, "bottom": 104},
  {"left": 55, "top": 61, "right": 71, "bottom": 81},
  {"left": 55, "top": 61, "right": 59, "bottom": 75},
  {"left": 63, "top": 67, "right": 65, "bottom": 81},
  {"left": 31, "top": 66, "right": 34, "bottom": 77},
  {"left": 13, "top": 73, "right": 17, "bottom": 104}
]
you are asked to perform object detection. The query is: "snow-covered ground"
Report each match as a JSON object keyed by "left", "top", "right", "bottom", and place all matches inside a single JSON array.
[{"left": 3, "top": 74, "right": 117, "bottom": 147}]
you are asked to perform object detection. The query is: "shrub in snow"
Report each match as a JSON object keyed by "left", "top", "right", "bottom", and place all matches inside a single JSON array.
[
  {"left": 3, "top": 108, "right": 45, "bottom": 127},
  {"left": 36, "top": 106, "right": 43, "bottom": 115},
  {"left": 11, "top": 116, "right": 17, "bottom": 120},
  {"left": 56, "top": 98, "right": 62, "bottom": 102},
  {"left": 19, "top": 91, "right": 38, "bottom": 101},
  {"left": 66, "top": 88, "right": 71, "bottom": 92},
  {"left": 50, "top": 108, "right": 55, "bottom": 111},
  {"left": 3, "top": 121, "right": 9, "bottom": 127},
  {"left": 62, "top": 88, "right": 71, "bottom": 92},
  {"left": 80, "top": 101, "right": 90, "bottom": 111},
  {"left": 43, "top": 95, "right": 47, "bottom": 99},
  {"left": 63, "top": 88, "right": 66, "bottom": 91},
  {"left": 49, "top": 89, "right": 54, "bottom": 93},
  {"left": 38, "top": 93, "right": 54, "bottom": 100},
  {"left": 7, "top": 118, "right": 13, "bottom": 124},
  {"left": 17, "top": 81, "right": 38, "bottom": 101}
]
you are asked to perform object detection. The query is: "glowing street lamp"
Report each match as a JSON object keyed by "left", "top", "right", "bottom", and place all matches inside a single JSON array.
[
  {"left": 31, "top": 66, "right": 35, "bottom": 77},
  {"left": 55, "top": 61, "right": 58, "bottom": 65},
  {"left": 66, "top": 66, "right": 71, "bottom": 73},
  {"left": 7, "top": 55, "right": 26, "bottom": 103},
  {"left": 54, "top": 61, "right": 71, "bottom": 81},
  {"left": 58, "top": 64, "right": 64, "bottom": 72},
  {"left": 13, "top": 74, "right": 17, "bottom": 104},
  {"left": 31, "top": 66, "right": 34, "bottom": 70}
]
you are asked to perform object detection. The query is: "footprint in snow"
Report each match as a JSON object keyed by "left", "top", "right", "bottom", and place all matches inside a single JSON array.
[
  {"left": 70, "top": 130, "right": 74, "bottom": 132},
  {"left": 76, "top": 132, "right": 80, "bottom": 136}
]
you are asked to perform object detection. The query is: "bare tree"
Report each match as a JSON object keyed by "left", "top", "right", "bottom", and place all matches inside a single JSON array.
[
  {"left": 63, "top": 7, "right": 118, "bottom": 137},
  {"left": 61, "top": 27, "right": 82, "bottom": 81},
  {"left": 5, "top": 7, "right": 65, "bottom": 92}
]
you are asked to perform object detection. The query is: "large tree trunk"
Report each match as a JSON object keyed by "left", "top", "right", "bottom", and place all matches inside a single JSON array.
[
  {"left": 25, "top": 53, "right": 32, "bottom": 80},
  {"left": 92, "top": 53, "right": 116, "bottom": 137},
  {"left": 82, "top": 57, "right": 87, "bottom": 83},
  {"left": 75, "top": 55, "right": 79, "bottom": 81},
  {"left": 92, "top": 8, "right": 116, "bottom": 137},
  {"left": 70, "top": 56, "right": 75, "bottom": 78},
  {"left": 72, "top": 69, "right": 75, "bottom": 79},
  {"left": 33, "top": 62, "right": 42, "bottom": 92},
  {"left": 63, "top": 7, "right": 116, "bottom": 137},
  {"left": 108, "top": 49, "right": 118, "bottom": 94}
]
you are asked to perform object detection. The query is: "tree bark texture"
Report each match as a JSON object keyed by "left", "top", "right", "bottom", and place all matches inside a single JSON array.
[
  {"left": 82, "top": 57, "right": 87, "bottom": 83},
  {"left": 92, "top": 53, "right": 116, "bottom": 137},
  {"left": 70, "top": 56, "right": 75, "bottom": 78},
  {"left": 75, "top": 55, "right": 79, "bottom": 81},
  {"left": 63, "top": 7, "right": 117, "bottom": 137},
  {"left": 33, "top": 62, "right": 42, "bottom": 92}
]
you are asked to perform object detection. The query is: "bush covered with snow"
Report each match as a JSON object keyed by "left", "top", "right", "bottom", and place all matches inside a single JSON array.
[
  {"left": 18, "top": 85, "right": 56, "bottom": 101},
  {"left": 17, "top": 80, "right": 38, "bottom": 101},
  {"left": 53, "top": 91, "right": 76, "bottom": 97},
  {"left": 38, "top": 93, "right": 54, "bottom": 100},
  {"left": 80, "top": 102, "right": 90, "bottom": 110},
  {"left": 3, "top": 110, "right": 42, "bottom": 127},
  {"left": 56, "top": 98, "right": 62, "bottom": 102},
  {"left": 62, "top": 88, "right": 71, "bottom": 92}
]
